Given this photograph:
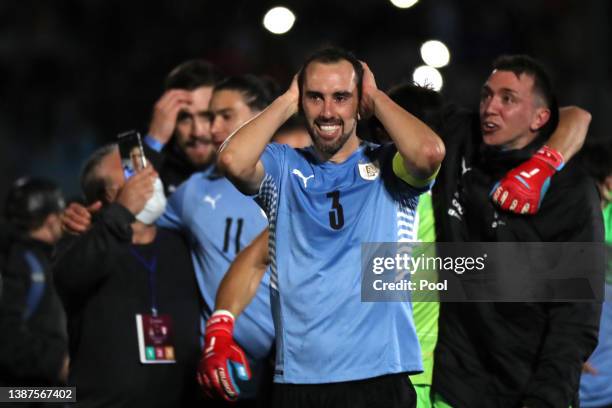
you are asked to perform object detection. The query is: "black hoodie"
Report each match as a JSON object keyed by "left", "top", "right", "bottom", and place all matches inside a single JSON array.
[{"left": 432, "top": 107, "right": 604, "bottom": 408}]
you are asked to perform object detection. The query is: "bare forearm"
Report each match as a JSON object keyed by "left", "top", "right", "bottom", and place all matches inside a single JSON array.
[
  {"left": 546, "top": 106, "right": 591, "bottom": 161},
  {"left": 218, "top": 93, "right": 297, "bottom": 193},
  {"left": 372, "top": 90, "right": 445, "bottom": 178},
  {"left": 215, "top": 230, "right": 270, "bottom": 317}
]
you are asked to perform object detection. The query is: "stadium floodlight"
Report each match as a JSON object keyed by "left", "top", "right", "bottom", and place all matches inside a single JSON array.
[
  {"left": 263, "top": 6, "right": 296, "bottom": 35},
  {"left": 412, "top": 65, "right": 443, "bottom": 91},
  {"left": 389, "top": 0, "right": 419, "bottom": 9},
  {"left": 420, "top": 40, "right": 450, "bottom": 68}
]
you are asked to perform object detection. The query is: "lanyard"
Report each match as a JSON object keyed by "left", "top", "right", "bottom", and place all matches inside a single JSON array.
[{"left": 129, "top": 247, "right": 159, "bottom": 316}]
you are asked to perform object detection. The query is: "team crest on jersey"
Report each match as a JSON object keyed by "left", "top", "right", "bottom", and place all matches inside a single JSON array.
[{"left": 358, "top": 162, "right": 380, "bottom": 181}]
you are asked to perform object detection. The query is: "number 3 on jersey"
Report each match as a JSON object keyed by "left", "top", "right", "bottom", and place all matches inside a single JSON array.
[{"left": 326, "top": 191, "right": 344, "bottom": 230}]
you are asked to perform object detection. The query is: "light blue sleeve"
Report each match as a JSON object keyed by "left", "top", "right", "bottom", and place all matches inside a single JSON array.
[
  {"left": 144, "top": 134, "right": 164, "bottom": 152},
  {"left": 259, "top": 143, "right": 287, "bottom": 188}
]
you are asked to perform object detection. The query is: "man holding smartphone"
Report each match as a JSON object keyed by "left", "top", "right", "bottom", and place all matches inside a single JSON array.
[
  {"left": 60, "top": 75, "right": 281, "bottom": 406},
  {"left": 54, "top": 145, "right": 204, "bottom": 407}
]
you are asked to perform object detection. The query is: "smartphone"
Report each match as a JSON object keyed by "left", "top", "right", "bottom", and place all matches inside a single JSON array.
[{"left": 117, "top": 130, "right": 147, "bottom": 179}]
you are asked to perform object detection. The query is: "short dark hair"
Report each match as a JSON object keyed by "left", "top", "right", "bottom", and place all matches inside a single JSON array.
[
  {"left": 214, "top": 74, "right": 279, "bottom": 112},
  {"left": 275, "top": 114, "right": 307, "bottom": 137},
  {"left": 4, "top": 177, "right": 65, "bottom": 232},
  {"left": 387, "top": 82, "right": 443, "bottom": 126},
  {"left": 367, "top": 82, "right": 443, "bottom": 144},
  {"left": 80, "top": 144, "right": 117, "bottom": 205},
  {"left": 492, "top": 55, "right": 559, "bottom": 137},
  {"left": 298, "top": 47, "right": 364, "bottom": 111},
  {"left": 164, "top": 60, "right": 223, "bottom": 91},
  {"left": 580, "top": 139, "right": 612, "bottom": 184}
]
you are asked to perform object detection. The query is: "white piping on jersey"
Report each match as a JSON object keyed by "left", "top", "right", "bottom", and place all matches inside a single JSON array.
[
  {"left": 258, "top": 174, "right": 280, "bottom": 290},
  {"left": 397, "top": 209, "right": 417, "bottom": 243},
  {"left": 396, "top": 196, "right": 420, "bottom": 281}
]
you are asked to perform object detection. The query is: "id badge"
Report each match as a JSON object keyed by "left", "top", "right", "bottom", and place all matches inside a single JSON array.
[{"left": 135, "top": 314, "right": 176, "bottom": 364}]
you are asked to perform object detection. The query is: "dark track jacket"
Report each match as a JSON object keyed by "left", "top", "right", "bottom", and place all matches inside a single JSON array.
[{"left": 432, "top": 107, "right": 604, "bottom": 408}]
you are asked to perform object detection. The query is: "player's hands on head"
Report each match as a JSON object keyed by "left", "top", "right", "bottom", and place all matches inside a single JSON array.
[
  {"left": 61, "top": 201, "right": 102, "bottom": 235},
  {"left": 148, "top": 89, "right": 194, "bottom": 144},
  {"left": 282, "top": 74, "right": 300, "bottom": 116},
  {"left": 117, "top": 166, "right": 158, "bottom": 216},
  {"left": 359, "top": 61, "right": 378, "bottom": 119}
]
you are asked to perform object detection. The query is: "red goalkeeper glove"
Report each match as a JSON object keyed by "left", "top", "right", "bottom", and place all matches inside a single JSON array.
[
  {"left": 197, "top": 310, "right": 251, "bottom": 401},
  {"left": 490, "top": 145, "right": 564, "bottom": 215}
]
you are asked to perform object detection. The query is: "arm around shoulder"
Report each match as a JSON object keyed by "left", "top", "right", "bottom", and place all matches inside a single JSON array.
[{"left": 547, "top": 106, "right": 592, "bottom": 161}]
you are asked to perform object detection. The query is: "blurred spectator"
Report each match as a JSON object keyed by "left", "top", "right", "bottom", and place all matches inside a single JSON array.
[
  {"left": 144, "top": 60, "right": 224, "bottom": 195},
  {"left": 59, "top": 75, "right": 279, "bottom": 406},
  {"left": 368, "top": 81, "right": 443, "bottom": 145},
  {"left": 161, "top": 74, "right": 279, "bottom": 404},
  {"left": 580, "top": 140, "right": 612, "bottom": 408},
  {"left": 0, "top": 177, "right": 69, "bottom": 397},
  {"left": 272, "top": 115, "right": 311, "bottom": 148},
  {"left": 53, "top": 145, "right": 203, "bottom": 407}
]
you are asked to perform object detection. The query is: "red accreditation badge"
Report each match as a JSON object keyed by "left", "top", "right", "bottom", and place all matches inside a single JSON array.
[{"left": 135, "top": 314, "right": 176, "bottom": 364}]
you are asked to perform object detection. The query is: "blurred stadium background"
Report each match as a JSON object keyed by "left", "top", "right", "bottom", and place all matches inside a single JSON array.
[{"left": 1, "top": 0, "right": 610, "bottom": 202}]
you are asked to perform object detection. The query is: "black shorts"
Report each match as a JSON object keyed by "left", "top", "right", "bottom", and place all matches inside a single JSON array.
[{"left": 271, "top": 373, "right": 416, "bottom": 408}]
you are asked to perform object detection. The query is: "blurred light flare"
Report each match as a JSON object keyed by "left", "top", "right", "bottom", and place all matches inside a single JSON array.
[
  {"left": 389, "top": 0, "right": 419, "bottom": 9},
  {"left": 263, "top": 7, "right": 296, "bottom": 35},
  {"left": 413, "top": 66, "right": 443, "bottom": 91},
  {"left": 420, "top": 40, "right": 450, "bottom": 68}
]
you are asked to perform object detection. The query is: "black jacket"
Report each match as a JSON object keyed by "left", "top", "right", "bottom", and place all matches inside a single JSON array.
[
  {"left": 0, "top": 233, "right": 68, "bottom": 387},
  {"left": 432, "top": 107, "right": 604, "bottom": 408},
  {"left": 53, "top": 204, "right": 203, "bottom": 408}
]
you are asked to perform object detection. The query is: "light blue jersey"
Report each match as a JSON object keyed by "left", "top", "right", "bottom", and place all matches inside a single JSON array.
[
  {"left": 157, "top": 167, "right": 274, "bottom": 360},
  {"left": 580, "top": 285, "right": 612, "bottom": 407},
  {"left": 255, "top": 142, "right": 426, "bottom": 383}
]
